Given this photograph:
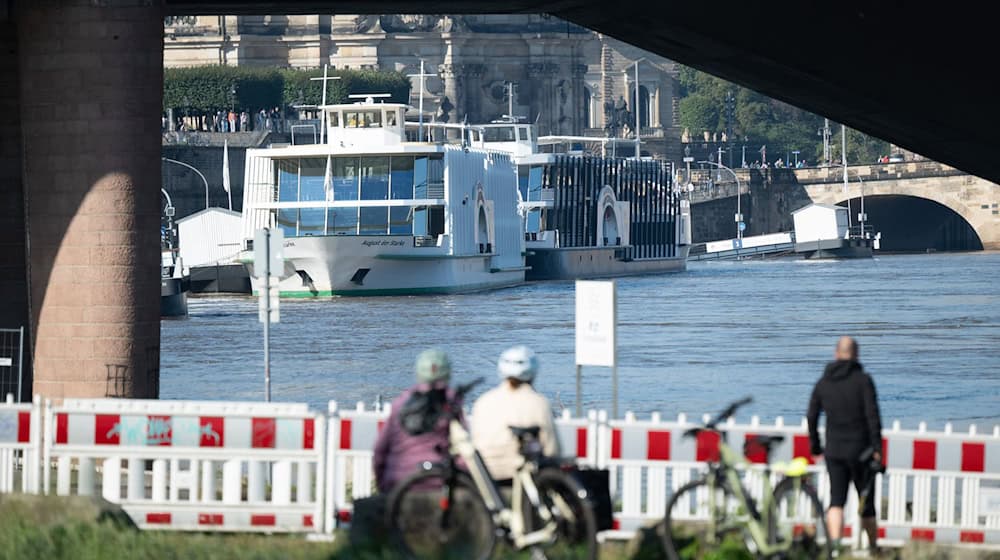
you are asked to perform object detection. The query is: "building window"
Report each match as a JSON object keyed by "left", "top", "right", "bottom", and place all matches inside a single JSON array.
[
  {"left": 630, "top": 85, "right": 652, "bottom": 128},
  {"left": 583, "top": 87, "right": 593, "bottom": 129}
]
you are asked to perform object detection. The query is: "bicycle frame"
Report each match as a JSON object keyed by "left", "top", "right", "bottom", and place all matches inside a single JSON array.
[
  {"left": 446, "top": 418, "right": 562, "bottom": 549},
  {"left": 704, "top": 433, "right": 809, "bottom": 556}
]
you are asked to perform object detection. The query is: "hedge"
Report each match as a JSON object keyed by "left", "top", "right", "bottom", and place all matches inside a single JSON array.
[{"left": 164, "top": 66, "right": 411, "bottom": 112}]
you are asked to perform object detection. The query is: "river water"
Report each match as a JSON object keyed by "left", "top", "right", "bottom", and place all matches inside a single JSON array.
[{"left": 161, "top": 252, "right": 1000, "bottom": 431}]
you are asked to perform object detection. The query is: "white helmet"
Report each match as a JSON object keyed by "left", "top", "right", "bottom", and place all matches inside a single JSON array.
[{"left": 497, "top": 345, "right": 538, "bottom": 382}]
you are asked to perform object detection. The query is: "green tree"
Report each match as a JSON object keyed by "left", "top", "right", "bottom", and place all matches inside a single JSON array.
[
  {"left": 164, "top": 66, "right": 410, "bottom": 113},
  {"left": 675, "top": 66, "right": 888, "bottom": 165}
]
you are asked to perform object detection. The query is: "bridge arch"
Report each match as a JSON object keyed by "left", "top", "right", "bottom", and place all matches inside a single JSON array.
[{"left": 802, "top": 174, "right": 999, "bottom": 251}]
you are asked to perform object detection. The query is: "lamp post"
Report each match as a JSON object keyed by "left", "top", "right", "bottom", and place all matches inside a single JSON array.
[
  {"left": 162, "top": 157, "right": 211, "bottom": 210},
  {"left": 698, "top": 159, "right": 743, "bottom": 243}
]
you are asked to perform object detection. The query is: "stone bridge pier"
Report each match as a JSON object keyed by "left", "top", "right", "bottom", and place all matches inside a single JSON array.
[{"left": 1, "top": 1, "right": 164, "bottom": 399}]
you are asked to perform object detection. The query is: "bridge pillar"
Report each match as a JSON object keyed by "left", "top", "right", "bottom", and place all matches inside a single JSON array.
[{"left": 16, "top": 0, "right": 164, "bottom": 399}]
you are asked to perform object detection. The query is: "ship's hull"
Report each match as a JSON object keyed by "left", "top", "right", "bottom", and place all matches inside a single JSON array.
[
  {"left": 247, "top": 235, "right": 525, "bottom": 297},
  {"left": 189, "top": 263, "right": 252, "bottom": 294},
  {"left": 795, "top": 238, "right": 874, "bottom": 260},
  {"left": 160, "top": 277, "right": 189, "bottom": 317},
  {"left": 526, "top": 246, "right": 689, "bottom": 280}
]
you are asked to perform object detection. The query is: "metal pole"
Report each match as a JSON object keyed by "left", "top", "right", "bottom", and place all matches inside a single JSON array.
[
  {"left": 162, "top": 158, "right": 210, "bottom": 210},
  {"left": 16, "top": 326, "right": 24, "bottom": 401},
  {"left": 843, "top": 124, "right": 852, "bottom": 230},
  {"left": 634, "top": 61, "right": 640, "bottom": 160},
  {"left": 508, "top": 81, "right": 514, "bottom": 118},
  {"left": 575, "top": 364, "right": 582, "bottom": 417},
  {"left": 264, "top": 228, "right": 271, "bottom": 402},
  {"left": 611, "top": 364, "right": 618, "bottom": 419},
  {"left": 418, "top": 60, "right": 425, "bottom": 140}
]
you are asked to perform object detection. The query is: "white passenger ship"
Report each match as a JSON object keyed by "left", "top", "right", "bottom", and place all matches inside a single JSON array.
[
  {"left": 240, "top": 97, "right": 524, "bottom": 296},
  {"left": 458, "top": 119, "right": 692, "bottom": 280}
]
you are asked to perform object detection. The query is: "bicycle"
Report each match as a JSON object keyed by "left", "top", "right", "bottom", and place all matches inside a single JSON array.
[
  {"left": 662, "top": 397, "right": 833, "bottom": 560},
  {"left": 385, "top": 377, "right": 597, "bottom": 560}
]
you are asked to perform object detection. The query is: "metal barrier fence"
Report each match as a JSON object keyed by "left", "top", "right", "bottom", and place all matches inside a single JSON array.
[
  {"left": 0, "top": 396, "right": 997, "bottom": 549},
  {"left": 0, "top": 328, "right": 25, "bottom": 402},
  {"left": 42, "top": 398, "right": 326, "bottom": 533}
]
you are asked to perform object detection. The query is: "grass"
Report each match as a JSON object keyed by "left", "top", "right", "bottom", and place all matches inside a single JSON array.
[{"left": 0, "top": 498, "right": 996, "bottom": 560}]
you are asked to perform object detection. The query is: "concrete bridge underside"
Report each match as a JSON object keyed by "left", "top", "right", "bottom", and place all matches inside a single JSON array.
[{"left": 1, "top": 0, "right": 998, "bottom": 399}]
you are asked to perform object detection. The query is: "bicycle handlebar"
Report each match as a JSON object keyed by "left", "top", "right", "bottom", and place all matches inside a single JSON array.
[
  {"left": 685, "top": 397, "right": 754, "bottom": 437},
  {"left": 455, "top": 377, "right": 485, "bottom": 399}
]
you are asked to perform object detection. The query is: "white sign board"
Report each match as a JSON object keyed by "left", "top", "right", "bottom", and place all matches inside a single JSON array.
[
  {"left": 253, "top": 228, "right": 284, "bottom": 279},
  {"left": 575, "top": 280, "right": 616, "bottom": 367},
  {"left": 980, "top": 487, "right": 1000, "bottom": 516},
  {"left": 0, "top": 358, "right": 11, "bottom": 367}
]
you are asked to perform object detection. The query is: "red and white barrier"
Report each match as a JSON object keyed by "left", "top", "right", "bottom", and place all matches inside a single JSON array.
[
  {"left": 0, "top": 394, "right": 41, "bottom": 493},
  {"left": 0, "top": 394, "right": 996, "bottom": 550},
  {"left": 324, "top": 401, "right": 388, "bottom": 531},
  {"left": 43, "top": 398, "right": 326, "bottom": 533}
]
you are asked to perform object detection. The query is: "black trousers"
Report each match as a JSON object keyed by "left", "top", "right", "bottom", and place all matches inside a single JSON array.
[{"left": 826, "top": 457, "right": 877, "bottom": 517}]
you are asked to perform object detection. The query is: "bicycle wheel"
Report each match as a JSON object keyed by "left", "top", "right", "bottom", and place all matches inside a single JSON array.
[
  {"left": 663, "top": 476, "right": 756, "bottom": 560},
  {"left": 386, "top": 467, "right": 496, "bottom": 560},
  {"left": 771, "top": 476, "right": 833, "bottom": 560},
  {"left": 522, "top": 468, "right": 598, "bottom": 560}
]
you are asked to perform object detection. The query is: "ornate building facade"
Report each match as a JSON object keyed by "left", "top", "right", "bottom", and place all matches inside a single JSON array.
[{"left": 164, "top": 14, "right": 682, "bottom": 159}]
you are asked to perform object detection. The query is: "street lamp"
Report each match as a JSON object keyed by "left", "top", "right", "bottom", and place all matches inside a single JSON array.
[
  {"left": 162, "top": 157, "right": 211, "bottom": 210},
  {"left": 697, "top": 159, "right": 744, "bottom": 244}
]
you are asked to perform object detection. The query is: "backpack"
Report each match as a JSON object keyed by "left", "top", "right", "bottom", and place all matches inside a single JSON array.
[{"left": 399, "top": 387, "right": 449, "bottom": 436}]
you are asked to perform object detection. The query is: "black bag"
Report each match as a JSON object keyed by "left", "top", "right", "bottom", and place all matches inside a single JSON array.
[
  {"left": 569, "top": 467, "right": 614, "bottom": 532},
  {"left": 399, "top": 387, "right": 448, "bottom": 436}
]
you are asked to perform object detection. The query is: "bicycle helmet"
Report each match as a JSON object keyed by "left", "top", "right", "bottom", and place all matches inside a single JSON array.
[
  {"left": 415, "top": 348, "right": 451, "bottom": 384},
  {"left": 497, "top": 345, "right": 538, "bottom": 382}
]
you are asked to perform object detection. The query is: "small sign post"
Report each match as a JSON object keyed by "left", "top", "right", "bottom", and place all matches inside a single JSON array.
[
  {"left": 254, "top": 228, "right": 283, "bottom": 402},
  {"left": 575, "top": 280, "right": 618, "bottom": 417}
]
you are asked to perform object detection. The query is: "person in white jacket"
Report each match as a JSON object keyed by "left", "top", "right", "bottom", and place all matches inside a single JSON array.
[{"left": 470, "top": 345, "right": 560, "bottom": 482}]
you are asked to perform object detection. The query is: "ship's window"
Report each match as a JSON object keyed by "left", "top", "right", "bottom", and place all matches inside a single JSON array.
[
  {"left": 427, "top": 156, "right": 445, "bottom": 196},
  {"left": 298, "top": 209, "right": 325, "bottom": 236},
  {"left": 389, "top": 206, "right": 412, "bottom": 235},
  {"left": 390, "top": 156, "right": 414, "bottom": 200},
  {"left": 277, "top": 209, "right": 298, "bottom": 238},
  {"left": 518, "top": 127, "right": 530, "bottom": 141},
  {"left": 277, "top": 159, "right": 298, "bottom": 202},
  {"left": 333, "top": 157, "right": 359, "bottom": 201},
  {"left": 413, "top": 157, "right": 429, "bottom": 198},
  {"left": 345, "top": 110, "right": 382, "bottom": 128},
  {"left": 528, "top": 165, "right": 544, "bottom": 201},
  {"left": 526, "top": 209, "right": 541, "bottom": 234},
  {"left": 328, "top": 111, "right": 340, "bottom": 127},
  {"left": 471, "top": 130, "right": 481, "bottom": 142},
  {"left": 517, "top": 166, "right": 528, "bottom": 200},
  {"left": 328, "top": 208, "right": 359, "bottom": 235},
  {"left": 413, "top": 207, "right": 427, "bottom": 236},
  {"left": 298, "top": 158, "right": 327, "bottom": 202},
  {"left": 361, "top": 157, "right": 389, "bottom": 200},
  {"left": 359, "top": 207, "right": 388, "bottom": 235},
  {"left": 428, "top": 206, "right": 445, "bottom": 236},
  {"left": 386, "top": 110, "right": 398, "bottom": 127},
  {"left": 483, "top": 126, "right": 515, "bottom": 142}
]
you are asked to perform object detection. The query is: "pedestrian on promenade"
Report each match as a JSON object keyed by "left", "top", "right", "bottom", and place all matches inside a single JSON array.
[
  {"left": 807, "top": 336, "right": 884, "bottom": 555},
  {"left": 228, "top": 110, "right": 237, "bottom": 133},
  {"left": 256, "top": 109, "right": 265, "bottom": 131},
  {"left": 240, "top": 111, "right": 249, "bottom": 132},
  {"left": 470, "top": 346, "right": 559, "bottom": 483},
  {"left": 372, "top": 349, "right": 462, "bottom": 493}
]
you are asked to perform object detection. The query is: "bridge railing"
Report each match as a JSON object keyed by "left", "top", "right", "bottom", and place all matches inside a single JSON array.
[{"left": 0, "top": 395, "right": 997, "bottom": 549}]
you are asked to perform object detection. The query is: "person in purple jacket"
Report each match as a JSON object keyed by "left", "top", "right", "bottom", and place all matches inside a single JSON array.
[{"left": 373, "top": 348, "right": 461, "bottom": 493}]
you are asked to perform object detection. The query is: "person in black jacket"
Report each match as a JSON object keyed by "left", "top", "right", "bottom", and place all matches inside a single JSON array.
[{"left": 807, "top": 336, "right": 883, "bottom": 551}]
